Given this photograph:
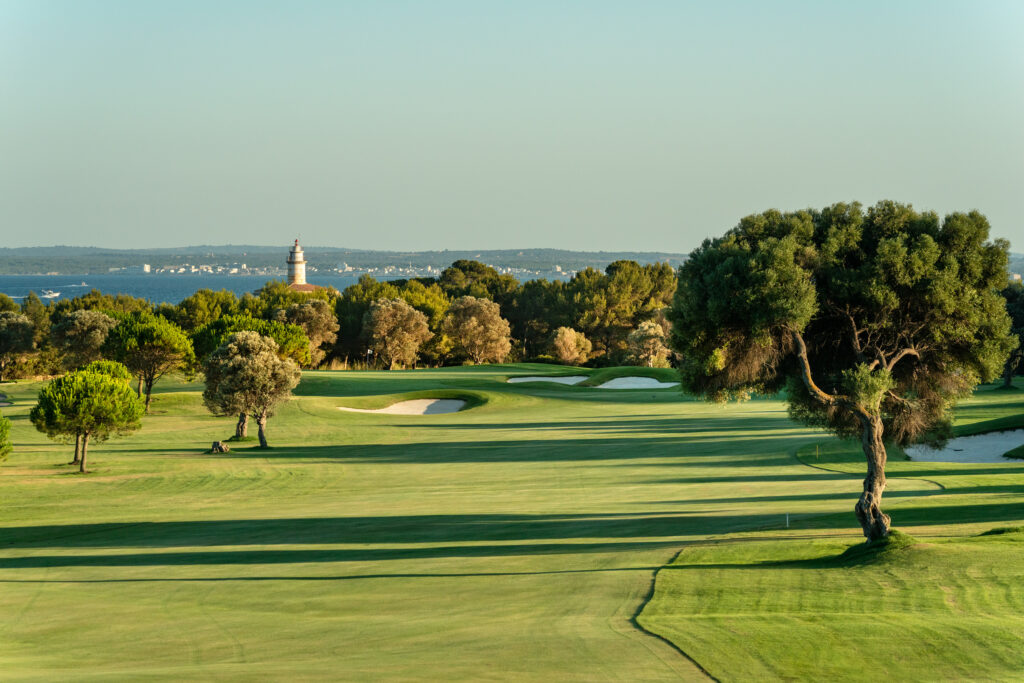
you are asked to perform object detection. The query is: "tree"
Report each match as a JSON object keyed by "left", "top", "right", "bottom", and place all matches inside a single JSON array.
[
  {"left": 30, "top": 367, "right": 143, "bottom": 472},
  {"left": 168, "top": 289, "right": 239, "bottom": 332},
  {"left": 193, "top": 314, "right": 308, "bottom": 436},
  {"left": 104, "top": 313, "right": 195, "bottom": 413},
  {"left": 439, "top": 260, "right": 520, "bottom": 310},
  {"left": 442, "top": 296, "right": 512, "bottom": 364},
  {"left": 335, "top": 276, "right": 402, "bottom": 360},
  {"left": 627, "top": 320, "right": 671, "bottom": 367},
  {"left": 999, "top": 282, "right": 1024, "bottom": 388},
  {"left": 50, "top": 289, "right": 152, "bottom": 318},
  {"left": 0, "top": 312, "right": 35, "bottom": 382},
  {"left": 0, "top": 409, "right": 10, "bottom": 462},
  {"left": 362, "top": 299, "right": 433, "bottom": 369},
  {"left": 567, "top": 261, "right": 677, "bottom": 362},
  {"left": 550, "top": 327, "right": 591, "bottom": 365},
  {"left": 51, "top": 310, "right": 117, "bottom": 370},
  {"left": 274, "top": 300, "right": 339, "bottom": 367},
  {"left": 509, "top": 280, "right": 571, "bottom": 359},
  {"left": 669, "top": 201, "right": 1015, "bottom": 541},
  {"left": 192, "top": 314, "right": 310, "bottom": 366},
  {"left": 0, "top": 294, "right": 19, "bottom": 314},
  {"left": 202, "top": 332, "right": 301, "bottom": 447},
  {"left": 22, "top": 292, "right": 51, "bottom": 347}
]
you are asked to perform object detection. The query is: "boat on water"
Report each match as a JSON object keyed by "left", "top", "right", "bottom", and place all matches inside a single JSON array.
[{"left": 41, "top": 289, "right": 60, "bottom": 299}]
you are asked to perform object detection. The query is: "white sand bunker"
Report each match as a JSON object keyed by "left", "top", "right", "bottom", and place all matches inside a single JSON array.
[
  {"left": 507, "top": 376, "right": 587, "bottom": 385},
  {"left": 338, "top": 399, "right": 466, "bottom": 415},
  {"left": 905, "top": 429, "right": 1024, "bottom": 463},
  {"left": 596, "top": 377, "right": 680, "bottom": 389}
]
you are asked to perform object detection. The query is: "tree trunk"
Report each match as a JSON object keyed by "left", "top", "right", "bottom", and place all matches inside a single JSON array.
[
  {"left": 235, "top": 412, "right": 249, "bottom": 438},
  {"left": 143, "top": 377, "right": 154, "bottom": 413},
  {"left": 79, "top": 433, "right": 89, "bottom": 473},
  {"left": 256, "top": 410, "right": 268, "bottom": 448},
  {"left": 1004, "top": 357, "right": 1017, "bottom": 388},
  {"left": 855, "top": 415, "right": 890, "bottom": 541},
  {"left": 70, "top": 433, "right": 81, "bottom": 465},
  {"left": 136, "top": 375, "right": 143, "bottom": 397}
]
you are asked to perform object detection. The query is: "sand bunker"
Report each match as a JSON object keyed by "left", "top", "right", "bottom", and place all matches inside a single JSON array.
[
  {"left": 507, "top": 376, "right": 587, "bottom": 385},
  {"left": 338, "top": 399, "right": 466, "bottom": 415},
  {"left": 905, "top": 429, "right": 1024, "bottom": 463},
  {"left": 596, "top": 377, "right": 680, "bottom": 389}
]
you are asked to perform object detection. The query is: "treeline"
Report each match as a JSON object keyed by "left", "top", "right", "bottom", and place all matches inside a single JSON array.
[{"left": 0, "top": 259, "right": 679, "bottom": 381}]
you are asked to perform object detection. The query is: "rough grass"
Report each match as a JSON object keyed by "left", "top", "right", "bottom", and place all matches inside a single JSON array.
[{"left": 2, "top": 370, "right": 1024, "bottom": 680}]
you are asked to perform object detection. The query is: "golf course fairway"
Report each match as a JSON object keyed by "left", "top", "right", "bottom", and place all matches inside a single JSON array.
[{"left": 2, "top": 364, "right": 1023, "bottom": 680}]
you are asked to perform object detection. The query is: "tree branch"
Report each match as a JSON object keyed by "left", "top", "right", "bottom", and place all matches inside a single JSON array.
[
  {"left": 886, "top": 348, "right": 920, "bottom": 371},
  {"left": 790, "top": 327, "right": 873, "bottom": 422}
]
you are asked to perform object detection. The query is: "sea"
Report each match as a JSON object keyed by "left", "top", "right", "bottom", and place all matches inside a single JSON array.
[{"left": 0, "top": 274, "right": 397, "bottom": 305}]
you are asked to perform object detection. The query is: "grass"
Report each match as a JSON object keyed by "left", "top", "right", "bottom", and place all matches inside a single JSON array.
[
  {"left": 640, "top": 380, "right": 1024, "bottom": 681},
  {"left": 1, "top": 369, "right": 1024, "bottom": 680}
]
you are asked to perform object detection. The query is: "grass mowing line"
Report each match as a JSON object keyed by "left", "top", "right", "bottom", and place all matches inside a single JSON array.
[{"left": 629, "top": 546, "right": 719, "bottom": 683}]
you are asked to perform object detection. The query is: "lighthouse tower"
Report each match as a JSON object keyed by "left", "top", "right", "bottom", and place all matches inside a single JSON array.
[{"left": 287, "top": 239, "right": 307, "bottom": 286}]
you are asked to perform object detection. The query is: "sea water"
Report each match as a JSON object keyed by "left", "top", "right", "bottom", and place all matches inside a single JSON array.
[{"left": 0, "top": 273, "right": 397, "bottom": 305}]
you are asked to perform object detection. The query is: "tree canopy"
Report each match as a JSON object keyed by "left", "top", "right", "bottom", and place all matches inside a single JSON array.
[
  {"left": 192, "top": 314, "right": 310, "bottom": 366},
  {"left": 274, "top": 300, "right": 339, "bottom": 367},
  {"left": 51, "top": 309, "right": 117, "bottom": 370},
  {"left": 550, "top": 327, "right": 591, "bottom": 366},
  {"left": 202, "top": 331, "right": 301, "bottom": 448},
  {"left": 104, "top": 312, "right": 196, "bottom": 412},
  {"left": 0, "top": 312, "right": 36, "bottom": 382},
  {"left": 442, "top": 296, "right": 512, "bottom": 365},
  {"left": 30, "top": 366, "right": 143, "bottom": 472},
  {"left": 362, "top": 298, "right": 433, "bottom": 369},
  {"left": 669, "top": 201, "right": 1015, "bottom": 540}
]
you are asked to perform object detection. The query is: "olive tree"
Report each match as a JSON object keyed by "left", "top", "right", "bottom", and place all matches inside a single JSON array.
[
  {"left": 30, "top": 366, "right": 144, "bottom": 473},
  {"left": 202, "top": 332, "right": 301, "bottom": 448},
  {"left": 51, "top": 310, "right": 117, "bottom": 370},
  {"left": 442, "top": 296, "right": 512, "bottom": 365},
  {"left": 274, "top": 299, "right": 339, "bottom": 367},
  {"left": 627, "top": 320, "right": 671, "bottom": 367},
  {"left": 669, "top": 201, "right": 1015, "bottom": 541},
  {"left": 550, "top": 327, "right": 591, "bottom": 366},
  {"left": 362, "top": 298, "right": 433, "bottom": 369},
  {"left": 0, "top": 312, "right": 36, "bottom": 382},
  {"left": 104, "top": 313, "right": 195, "bottom": 413}
]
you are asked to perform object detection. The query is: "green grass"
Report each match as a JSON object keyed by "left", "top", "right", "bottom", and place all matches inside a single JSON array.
[
  {"left": 639, "top": 380, "right": 1024, "bottom": 681},
  {"left": 2, "top": 369, "right": 1024, "bottom": 680}
]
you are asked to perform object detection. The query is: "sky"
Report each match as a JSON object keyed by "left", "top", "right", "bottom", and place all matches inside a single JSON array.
[{"left": 1, "top": 1, "right": 1022, "bottom": 253}]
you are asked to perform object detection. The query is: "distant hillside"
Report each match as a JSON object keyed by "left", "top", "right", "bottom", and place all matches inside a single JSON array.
[{"left": 0, "top": 245, "right": 690, "bottom": 275}]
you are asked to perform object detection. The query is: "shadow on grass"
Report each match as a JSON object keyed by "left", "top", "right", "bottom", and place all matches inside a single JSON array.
[
  {"left": 0, "top": 540, "right": 690, "bottom": 569},
  {"left": 0, "top": 511, "right": 778, "bottom": 550}
]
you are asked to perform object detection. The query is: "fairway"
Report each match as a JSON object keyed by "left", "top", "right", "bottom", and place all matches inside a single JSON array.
[{"left": 2, "top": 365, "right": 1023, "bottom": 680}]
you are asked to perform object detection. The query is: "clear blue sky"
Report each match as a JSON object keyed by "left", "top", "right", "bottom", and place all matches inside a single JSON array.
[{"left": 2, "top": 1, "right": 1022, "bottom": 252}]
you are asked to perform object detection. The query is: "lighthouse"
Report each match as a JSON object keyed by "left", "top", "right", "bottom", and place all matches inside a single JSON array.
[{"left": 287, "top": 239, "right": 307, "bottom": 286}]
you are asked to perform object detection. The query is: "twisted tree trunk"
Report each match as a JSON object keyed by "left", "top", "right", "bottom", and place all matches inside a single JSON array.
[
  {"left": 855, "top": 414, "right": 890, "bottom": 541},
  {"left": 235, "top": 412, "right": 249, "bottom": 438},
  {"left": 256, "top": 410, "right": 268, "bottom": 448}
]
